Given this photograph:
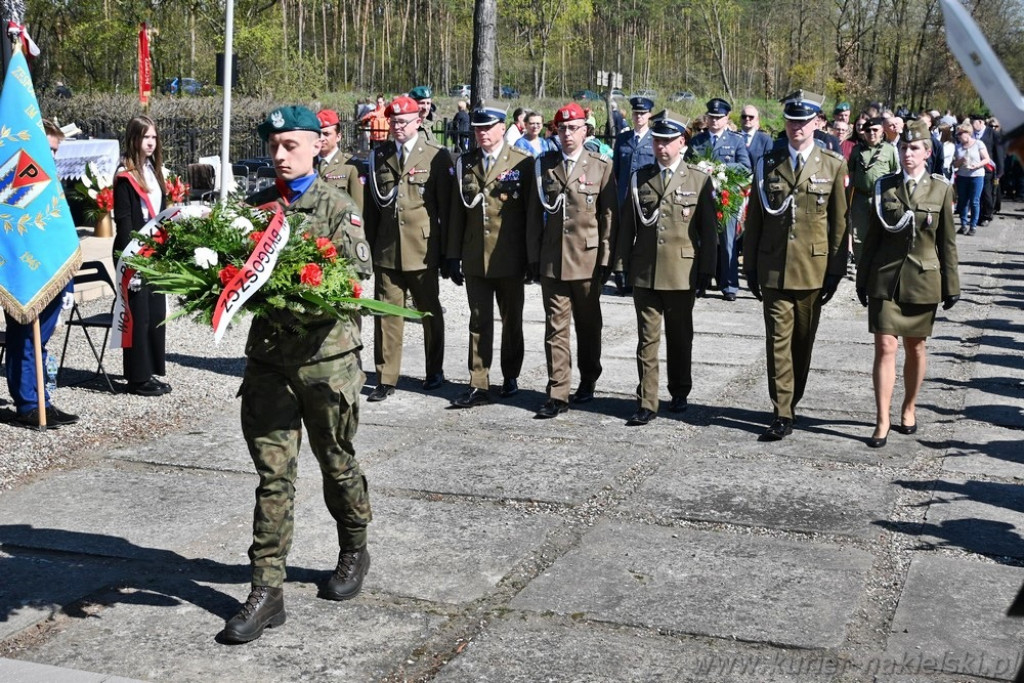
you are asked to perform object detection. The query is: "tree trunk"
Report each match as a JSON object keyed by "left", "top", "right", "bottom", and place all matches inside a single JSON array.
[{"left": 471, "top": 0, "right": 497, "bottom": 108}]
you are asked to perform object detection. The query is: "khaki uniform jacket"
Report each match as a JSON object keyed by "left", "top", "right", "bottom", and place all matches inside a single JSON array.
[
  {"left": 245, "top": 177, "right": 372, "bottom": 365},
  {"left": 857, "top": 173, "right": 960, "bottom": 304},
  {"left": 364, "top": 137, "right": 453, "bottom": 272},
  {"left": 615, "top": 162, "right": 718, "bottom": 290},
  {"left": 743, "top": 146, "right": 849, "bottom": 290},
  {"left": 527, "top": 149, "right": 617, "bottom": 281},
  {"left": 448, "top": 144, "right": 533, "bottom": 279},
  {"left": 319, "top": 152, "right": 366, "bottom": 214}
]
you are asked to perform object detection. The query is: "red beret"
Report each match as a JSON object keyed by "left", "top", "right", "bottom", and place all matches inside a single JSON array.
[
  {"left": 316, "top": 109, "right": 339, "bottom": 127},
  {"left": 556, "top": 102, "right": 585, "bottom": 123},
  {"left": 386, "top": 96, "right": 419, "bottom": 118}
]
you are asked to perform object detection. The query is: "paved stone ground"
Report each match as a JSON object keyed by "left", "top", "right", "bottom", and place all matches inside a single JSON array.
[{"left": 2, "top": 201, "right": 1024, "bottom": 682}]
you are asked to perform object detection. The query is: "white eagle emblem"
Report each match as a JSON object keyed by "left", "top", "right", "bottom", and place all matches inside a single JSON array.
[{"left": 270, "top": 110, "right": 285, "bottom": 128}]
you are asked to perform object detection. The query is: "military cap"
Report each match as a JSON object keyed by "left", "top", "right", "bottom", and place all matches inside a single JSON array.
[
  {"left": 833, "top": 101, "right": 851, "bottom": 114},
  {"left": 629, "top": 96, "right": 654, "bottom": 113},
  {"left": 470, "top": 106, "right": 507, "bottom": 127},
  {"left": 780, "top": 90, "right": 823, "bottom": 120},
  {"left": 705, "top": 98, "right": 731, "bottom": 117},
  {"left": 650, "top": 109, "right": 688, "bottom": 138},
  {"left": 386, "top": 95, "right": 419, "bottom": 117},
  {"left": 316, "top": 109, "right": 340, "bottom": 128},
  {"left": 901, "top": 119, "right": 932, "bottom": 145},
  {"left": 258, "top": 105, "right": 322, "bottom": 141},
  {"left": 556, "top": 102, "right": 586, "bottom": 122},
  {"left": 408, "top": 85, "right": 433, "bottom": 101},
  {"left": 861, "top": 116, "right": 885, "bottom": 132}
]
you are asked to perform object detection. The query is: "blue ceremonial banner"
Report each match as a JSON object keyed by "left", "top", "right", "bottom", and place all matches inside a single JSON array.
[{"left": 0, "top": 49, "right": 81, "bottom": 324}]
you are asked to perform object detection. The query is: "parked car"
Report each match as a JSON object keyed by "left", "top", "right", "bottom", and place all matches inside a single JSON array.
[
  {"left": 496, "top": 85, "right": 520, "bottom": 99},
  {"left": 161, "top": 77, "right": 203, "bottom": 95},
  {"left": 573, "top": 89, "right": 602, "bottom": 100},
  {"left": 449, "top": 84, "right": 472, "bottom": 98},
  {"left": 631, "top": 89, "right": 658, "bottom": 99},
  {"left": 670, "top": 90, "right": 696, "bottom": 102},
  {"left": 601, "top": 88, "right": 626, "bottom": 100}
]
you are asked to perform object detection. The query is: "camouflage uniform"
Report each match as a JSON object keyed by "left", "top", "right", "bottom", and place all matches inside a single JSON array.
[{"left": 242, "top": 177, "right": 373, "bottom": 588}]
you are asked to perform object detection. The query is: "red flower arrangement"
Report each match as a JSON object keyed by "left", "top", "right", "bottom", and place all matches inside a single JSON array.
[{"left": 165, "top": 174, "right": 190, "bottom": 204}]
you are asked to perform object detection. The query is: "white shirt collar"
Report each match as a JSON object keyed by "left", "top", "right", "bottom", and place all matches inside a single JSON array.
[
  {"left": 788, "top": 144, "right": 812, "bottom": 167},
  {"left": 321, "top": 148, "right": 339, "bottom": 164},
  {"left": 903, "top": 169, "right": 926, "bottom": 185},
  {"left": 401, "top": 135, "right": 419, "bottom": 159},
  {"left": 562, "top": 149, "right": 585, "bottom": 164},
  {"left": 482, "top": 141, "right": 504, "bottom": 162},
  {"left": 657, "top": 158, "right": 682, "bottom": 175}
]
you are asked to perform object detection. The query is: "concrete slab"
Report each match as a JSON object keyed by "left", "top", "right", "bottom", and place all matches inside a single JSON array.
[
  {"left": 885, "top": 555, "right": 1024, "bottom": 681},
  {"left": 960, "top": 386, "right": 1024, "bottom": 429},
  {"left": 634, "top": 455, "right": 896, "bottom": 538},
  {"left": 289, "top": 494, "right": 563, "bottom": 605},
  {"left": 365, "top": 431, "right": 637, "bottom": 504},
  {"left": 511, "top": 522, "right": 872, "bottom": 648},
  {"left": 22, "top": 583, "right": 446, "bottom": 683},
  {"left": 0, "top": 657, "right": 142, "bottom": 683},
  {"left": 942, "top": 422, "right": 1024, "bottom": 480},
  {"left": 916, "top": 478, "right": 1024, "bottom": 558},
  {"left": 435, "top": 615, "right": 833, "bottom": 682}
]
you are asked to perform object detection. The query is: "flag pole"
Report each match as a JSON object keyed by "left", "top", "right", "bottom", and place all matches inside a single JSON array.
[
  {"left": 218, "top": 0, "right": 235, "bottom": 201},
  {"left": 31, "top": 318, "right": 46, "bottom": 429}
]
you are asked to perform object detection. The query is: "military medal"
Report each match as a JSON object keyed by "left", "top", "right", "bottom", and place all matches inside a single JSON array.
[{"left": 500, "top": 192, "right": 508, "bottom": 201}]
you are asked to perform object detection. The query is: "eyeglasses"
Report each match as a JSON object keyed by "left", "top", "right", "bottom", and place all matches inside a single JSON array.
[
  {"left": 390, "top": 117, "right": 419, "bottom": 128},
  {"left": 556, "top": 123, "right": 586, "bottom": 133},
  {"left": 740, "top": 114, "right": 756, "bottom": 120}
]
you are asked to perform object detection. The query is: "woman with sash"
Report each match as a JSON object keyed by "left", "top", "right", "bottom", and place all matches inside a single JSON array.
[
  {"left": 856, "top": 120, "right": 959, "bottom": 448},
  {"left": 113, "top": 115, "right": 170, "bottom": 396}
]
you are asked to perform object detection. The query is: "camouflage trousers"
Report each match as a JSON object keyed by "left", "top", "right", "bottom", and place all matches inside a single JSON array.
[{"left": 240, "top": 351, "right": 371, "bottom": 588}]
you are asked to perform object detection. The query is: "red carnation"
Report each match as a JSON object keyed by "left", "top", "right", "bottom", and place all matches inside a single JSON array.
[
  {"left": 316, "top": 237, "right": 338, "bottom": 260},
  {"left": 721, "top": 189, "right": 730, "bottom": 199},
  {"left": 721, "top": 197, "right": 730, "bottom": 207},
  {"left": 219, "top": 264, "right": 240, "bottom": 286},
  {"left": 152, "top": 228, "right": 168, "bottom": 245},
  {"left": 299, "top": 263, "right": 323, "bottom": 287},
  {"left": 137, "top": 245, "right": 155, "bottom": 258},
  {"left": 350, "top": 279, "right": 362, "bottom": 298},
  {"left": 716, "top": 211, "right": 724, "bottom": 221},
  {"left": 249, "top": 230, "right": 265, "bottom": 243},
  {"left": 96, "top": 187, "right": 115, "bottom": 213}
]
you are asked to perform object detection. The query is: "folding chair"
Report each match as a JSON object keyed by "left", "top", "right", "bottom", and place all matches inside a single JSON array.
[
  {"left": 58, "top": 261, "right": 117, "bottom": 392},
  {"left": 188, "top": 163, "right": 218, "bottom": 203}
]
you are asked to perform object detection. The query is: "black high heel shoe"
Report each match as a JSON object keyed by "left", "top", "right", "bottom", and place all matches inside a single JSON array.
[
  {"left": 893, "top": 423, "right": 918, "bottom": 435},
  {"left": 867, "top": 428, "right": 890, "bottom": 448}
]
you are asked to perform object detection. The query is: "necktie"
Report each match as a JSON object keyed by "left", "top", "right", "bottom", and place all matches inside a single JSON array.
[
  {"left": 564, "top": 159, "right": 574, "bottom": 178},
  {"left": 398, "top": 147, "right": 405, "bottom": 171},
  {"left": 483, "top": 155, "right": 490, "bottom": 173},
  {"left": 662, "top": 168, "right": 671, "bottom": 185},
  {"left": 793, "top": 154, "right": 803, "bottom": 175},
  {"left": 711, "top": 134, "right": 718, "bottom": 147},
  {"left": 907, "top": 178, "right": 917, "bottom": 196},
  {"left": 744, "top": 132, "right": 751, "bottom": 147}
]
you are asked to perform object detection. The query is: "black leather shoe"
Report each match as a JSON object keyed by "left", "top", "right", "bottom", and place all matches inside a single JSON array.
[
  {"left": 498, "top": 378, "right": 519, "bottom": 398},
  {"left": 320, "top": 548, "right": 370, "bottom": 601},
  {"left": 626, "top": 408, "right": 657, "bottom": 426},
  {"left": 367, "top": 384, "right": 395, "bottom": 402},
  {"left": 572, "top": 381, "right": 596, "bottom": 404},
  {"left": 867, "top": 429, "right": 890, "bottom": 448},
  {"left": 723, "top": 292, "right": 737, "bottom": 301},
  {"left": 151, "top": 378, "right": 172, "bottom": 394},
  {"left": 128, "top": 379, "right": 166, "bottom": 397},
  {"left": 759, "top": 417, "right": 793, "bottom": 442},
  {"left": 535, "top": 399, "right": 569, "bottom": 419},
  {"left": 452, "top": 388, "right": 491, "bottom": 408},
  {"left": 893, "top": 423, "right": 918, "bottom": 435},
  {"left": 422, "top": 373, "right": 445, "bottom": 391},
  {"left": 669, "top": 397, "right": 688, "bottom": 413},
  {"left": 15, "top": 405, "right": 80, "bottom": 428},
  {"left": 221, "top": 586, "right": 285, "bottom": 643}
]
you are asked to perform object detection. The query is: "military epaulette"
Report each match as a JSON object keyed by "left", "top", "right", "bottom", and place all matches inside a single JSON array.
[
  {"left": 507, "top": 145, "right": 532, "bottom": 161},
  {"left": 584, "top": 149, "right": 610, "bottom": 164},
  {"left": 820, "top": 147, "right": 845, "bottom": 162},
  {"left": 685, "top": 162, "right": 710, "bottom": 178},
  {"left": 931, "top": 172, "right": 951, "bottom": 185},
  {"left": 425, "top": 138, "right": 446, "bottom": 150}
]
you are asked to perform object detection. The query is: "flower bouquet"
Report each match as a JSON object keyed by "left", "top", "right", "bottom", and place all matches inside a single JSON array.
[
  {"left": 121, "top": 201, "right": 421, "bottom": 342},
  {"left": 690, "top": 149, "right": 753, "bottom": 228},
  {"left": 73, "top": 162, "right": 115, "bottom": 221},
  {"left": 165, "top": 173, "right": 190, "bottom": 204}
]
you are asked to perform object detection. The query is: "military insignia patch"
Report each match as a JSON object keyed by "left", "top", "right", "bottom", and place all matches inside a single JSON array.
[
  {"left": 356, "top": 242, "right": 370, "bottom": 262},
  {"left": 0, "top": 149, "right": 51, "bottom": 209},
  {"left": 270, "top": 110, "right": 285, "bottom": 129}
]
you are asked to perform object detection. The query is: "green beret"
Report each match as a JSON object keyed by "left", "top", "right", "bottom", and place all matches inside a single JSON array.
[
  {"left": 408, "top": 86, "right": 433, "bottom": 101},
  {"left": 258, "top": 106, "right": 322, "bottom": 141}
]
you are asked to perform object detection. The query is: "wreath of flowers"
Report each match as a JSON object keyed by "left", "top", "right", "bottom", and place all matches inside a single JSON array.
[
  {"left": 123, "top": 201, "right": 421, "bottom": 335},
  {"left": 690, "top": 148, "right": 753, "bottom": 228}
]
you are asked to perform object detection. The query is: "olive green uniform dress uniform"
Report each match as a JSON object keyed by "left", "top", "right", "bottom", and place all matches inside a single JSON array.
[
  {"left": 849, "top": 139, "right": 899, "bottom": 263},
  {"left": 319, "top": 150, "right": 366, "bottom": 214},
  {"left": 615, "top": 158, "right": 718, "bottom": 412},
  {"left": 243, "top": 176, "right": 374, "bottom": 588},
  {"left": 364, "top": 135, "right": 453, "bottom": 387},
  {"left": 744, "top": 111, "right": 849, "bottom": 423},
  {"left": 448, "top": 139, "right": 533, "bottom": 392},
  {"left": 527, "top": 144, "right": 617, "bottom": 404},
  {"left": 857, "top": 172, "right": 959, "bottom": 336}
]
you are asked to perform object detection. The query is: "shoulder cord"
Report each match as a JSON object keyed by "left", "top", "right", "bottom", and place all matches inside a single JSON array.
[
  {"left": 367, "top": 148, "right": 399, "bottom": 209},
  {"left": 756, "top": 155, "right": 795, "bottom": 222},
  {"left": 455, "top": 156, "right": 485, "bottom": 210},
  {"left": 535, "top": 155, "right": 565, "bottom": 217},
  {"left": 873, "top": 178, "right": 916, "bottom": 247},
  {"left": 630, "top": 171, "right": 660, "bottom": 227}
]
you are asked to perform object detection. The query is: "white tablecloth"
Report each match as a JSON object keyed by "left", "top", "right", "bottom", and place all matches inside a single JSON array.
[{"left": 55, "top": 139, "right": 121, "bottom": 181}]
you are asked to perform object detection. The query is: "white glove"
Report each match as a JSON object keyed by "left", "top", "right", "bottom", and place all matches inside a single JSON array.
[
  {"left": 61, "top": 292, "right": 75, "bottom": 310},
  {"left": 129, "top": 273, "right": 143, "bottom": 292}
]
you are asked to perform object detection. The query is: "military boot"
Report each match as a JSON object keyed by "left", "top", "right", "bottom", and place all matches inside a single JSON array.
[
  {"left": 319, "top": 547, "right": 370, "bottom": 601},
  {"left": 221, "top": 585, "right": 285, "bottom": 643}
]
